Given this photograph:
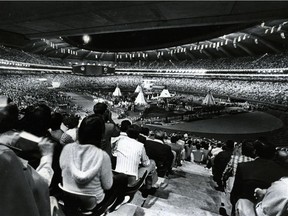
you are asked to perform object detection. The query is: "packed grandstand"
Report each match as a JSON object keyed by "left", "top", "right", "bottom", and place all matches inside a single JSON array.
[
  {"left": 0, "top": 42, "right": 288, "bottom": 216},
  {"left": 2, "top": 2, "right": 288, "bottom": 216}
]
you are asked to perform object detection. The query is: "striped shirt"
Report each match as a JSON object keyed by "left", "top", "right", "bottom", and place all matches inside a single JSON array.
[
  {"left": 114, "top": 133, "right": 150, "bottom": 179},
  {"left": 222, "top": 154, "right": 254, "bottom": 178}
]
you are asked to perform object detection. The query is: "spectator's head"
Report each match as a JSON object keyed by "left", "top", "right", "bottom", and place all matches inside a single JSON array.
[
  {"left": 201, "top": 141, "right": 209, "bottom": 150},
  {"left": 183, "top": 133, "right": 189, "bottom": 140},
  {"left": 196, "top": 143, "right": 201, "bottom": 150},
  {"left": 93, "top": 103, "right": 107, "bottom": 115},
  {"left": 93, "top": 103, "right": 112, "bottom": 122},
  {"left": 127, "top": 124, "right": 141, "bottom": 139},
  {"left": 63, "top": 114, "right": 79, "bottom": 129},
  {"left": 170, "top": 135, "right": 178, "bottom": 144},
  {"left": 120, "top": 120, "right": 131, "bottom": 132},
  {"left": 78, "top": 114, "right": 105, "bottom": 147},
  {"left": 224, "top": 140, "right": 234, "bottom": 151},
  {"left": 254, "top": 139, "right": 275, "bottom": 159},
  {"left": 19, "top": 104, "right": 51, "bottom": 137},
  {"left": 0, "top": 103, "right": 19, "bottom": 133},
  {"left": 149, "top": 131, "right": 155, "bottom": 139},
  {"left": 140, "top": 127, "right": 149, "bottom": 136},
  {"left": 241, "top": 140, "right": 255, "bottom": 158},
  {"left": 216, "top": 141, "right": 222, "bottom": 148},
  {"left": 154, "top": 130, "right": 165, "bottom": 140},
  {"left": 50, "top": 112, "right": 63, "bottom": 130},
  {"left": 275, "top": 147, "right": 288, "bottom": 165}
]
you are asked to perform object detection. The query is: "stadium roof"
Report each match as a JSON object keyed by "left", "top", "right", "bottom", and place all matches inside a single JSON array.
[{"left": 1, "top": 1, "right": 288, "bottom": 62}]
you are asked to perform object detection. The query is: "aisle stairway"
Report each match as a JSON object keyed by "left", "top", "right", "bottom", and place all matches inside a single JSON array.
[
  {"left": 63, "top": 92, "right": 225, "bottom": 215},
  {"left": 108, "top": 162, "right": 223, "bottom": 216}
]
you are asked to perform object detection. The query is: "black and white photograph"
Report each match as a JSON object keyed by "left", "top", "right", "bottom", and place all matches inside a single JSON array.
[{"left": 1, "top": 1, "right": 288, "bottom": 216}]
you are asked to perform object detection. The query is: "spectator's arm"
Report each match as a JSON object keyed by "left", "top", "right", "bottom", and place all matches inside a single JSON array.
[
  {"left": 36, "top": 137, "right": 55, "bottom": 186},
  {"left": 141, "top": 147, "right": 150, "bottom": 167},
  {"left": 100, "top": 153, "right": 113, "bottom": 190}
]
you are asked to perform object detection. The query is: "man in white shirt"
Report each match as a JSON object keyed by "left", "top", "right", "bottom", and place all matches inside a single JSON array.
[{"left": 114, "top": 121, "right": 157, "bottom": 196}]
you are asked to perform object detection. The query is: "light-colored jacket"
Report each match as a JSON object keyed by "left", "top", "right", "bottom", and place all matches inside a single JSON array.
[{"left": 60, "top": 143, "right": 113, "bottom": 203}]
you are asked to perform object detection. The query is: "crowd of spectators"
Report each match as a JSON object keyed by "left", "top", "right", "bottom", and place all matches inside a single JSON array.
[
  {"left": 49, "top": 74, "right": 288, "bottom": 105},
  {"left": 1, "top": 41, "right": 288, "bottom": 216},
  {"left": 0, "top": 72, "right": 288, "bottom": 116},
  {"left": 0, "top": 69, "right": 288, "bottom": 215},
  {"left": 118, "top": 51, "right": 288, "bottom": 71},
  {"left": 0, "top": 45, "right": 68, "bottom": 66}
]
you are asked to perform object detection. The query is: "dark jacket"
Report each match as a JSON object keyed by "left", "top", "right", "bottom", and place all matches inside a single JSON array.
[
  {"left": 212, "top": 149, "right": 233, "bottom": 186},
  {"left": 144, "top": 139, "right": 174, "bottom": 177},
  {"left": 230, "top": 158, "right": 288, "bottom": 206},
  {"left": 0, "top": 144, "right": 50, "bottom": 216}
]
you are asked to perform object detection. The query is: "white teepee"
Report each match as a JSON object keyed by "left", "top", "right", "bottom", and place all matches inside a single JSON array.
[
  {"left": 134, "top": 89, "right": 147, "bottom": 105},
  {"left": 134, "top": 85, "right": 142, "bottom": 93},
  {"left": 159, "top": 89, "right": 171, "bottom": 98},
  {"left": 112, "top": 85, "right": 122, "bottom": 97},
  {"left": 202, "top": 91, "right": 215, "bottom": 105}
]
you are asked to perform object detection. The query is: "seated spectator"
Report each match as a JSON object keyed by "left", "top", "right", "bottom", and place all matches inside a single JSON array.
[
  {"left": 144, "top": 130, "right": 174, "bottom": 177},
  {"left": 212, "top": 140, "right": 234, "bottom": 191},
  {"left": 48, "top": 112, "right": 65, "bottom": 197},
  {"left": 114, "top": 122, "right": 158, "bottom": 197},
  {"left": 60, "top": 114, "right": 79, "bottom": 145},
  {"left": 254, "top": 177, "right": 288, "bottom": 216},
  {"left": 222, "top": 140, "right": 255, "bottom": 193},
  {"left": 184, "top": 139, "right": 194, "bottom": 161},
  {"left": 253, "top": 148, "right": 288, "bottom": 216},
  {"left": 1, "top": 103, "right": 56, "bottom": 185},
  {"left": 169, "top": 135, "right": 184, "bottom": 166},
  {"left": 0, "top": 142, "right": 51, "bottom": 216},
  {"left": 192, "top": 143, "right": 204, "bottom": 163},
  {"left": 138, "top": 126, "right": 150, "bottom": 144},
  {"left": 201, "top": 141, "right": 210, "bottom": 165},
  {"left": 230, "top": 139, "right": 288, "bottom": 213},
  {"left": 18, "top": 104, "right": 52, "bottom": 138},
  {"left": 0, "top": 102, "right": 54, "bottom": 216},
  {"left": 60, "top": 114, "right": 128, "bottom": 214},
  {"left": 93, "top": 103, "right": 120, "bottom": 159},
  {"left": 12, "top": 104, "right": 54, "bottom": 169},
  {"left": 209, "top": 141, "right": 223, "bottom": 167}
]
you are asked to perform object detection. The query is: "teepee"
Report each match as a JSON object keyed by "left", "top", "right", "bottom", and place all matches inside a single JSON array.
[
  {"left": 134, "top": 89, "right": 147, "bottom": 106},
  {"left": 112, "top": 85, "right": 122, "bottom": 97},
  {"left": 159, "top": 89, "right": 171, "bottom": 98},
  {"left": 202, "top": 91, "right": 215, "bottom": 105},
  {"left": 134, "top": 85, "right": 142, "bottom": 93}
]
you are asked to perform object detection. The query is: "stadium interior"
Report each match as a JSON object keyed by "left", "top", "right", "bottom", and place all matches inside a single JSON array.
[{"left": 1, "top": 1, "right": 288, "bottom": 216}]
